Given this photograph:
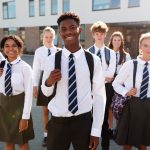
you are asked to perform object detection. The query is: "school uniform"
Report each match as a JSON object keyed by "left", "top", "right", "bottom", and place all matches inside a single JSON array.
[
  {"left": 112, "top": 56, "right": 150, "bottom": 147},
  {"left": 0, "top": 52, "right": 5, "bottom": 62},
  {"left": 0, "top": 57, "right": 34, "bottom": 144},
  {"left": 41, "top": 47, "right": 106, "bottom": 150},
  {"left": 33, "top": 46, "right": 58, "bottom": 106},
  {"left": 88, "top": 44, "right": 116, "bottom": 150}
]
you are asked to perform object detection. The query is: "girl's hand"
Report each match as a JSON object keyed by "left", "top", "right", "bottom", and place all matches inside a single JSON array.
[{"left": 19, "top": 119, "right": 28, "bottom": 132}]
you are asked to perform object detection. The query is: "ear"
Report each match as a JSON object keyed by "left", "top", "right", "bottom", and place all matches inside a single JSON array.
[{"left": 79, "top": 27, "right": 82, "bottom": 33}]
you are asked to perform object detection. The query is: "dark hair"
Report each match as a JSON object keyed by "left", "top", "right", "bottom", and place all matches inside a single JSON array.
[
  {"left": 108, "top": 31, "right": 127, "bottom": 64},
  {"left": 57, "top": 12, "right": 80, "bottom": 27},
  {"left": 0, "top": 35, "right": 23, "bottom": 55}
]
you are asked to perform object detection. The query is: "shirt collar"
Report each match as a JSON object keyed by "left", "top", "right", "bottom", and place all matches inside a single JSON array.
[
  {"left": 94, "top": 44, "right": 105, "bottom": 54},
  {"left": 6, "top": 56, "right": 21, "bottom": 65},
  {"left": 63, "top": 47, "right": 84, "bottom": 59},
  {"left": 137, "top": 56, "right": 150, "bottom": 65}
]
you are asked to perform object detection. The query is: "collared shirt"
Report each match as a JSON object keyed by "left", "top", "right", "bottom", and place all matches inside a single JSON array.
[
  {"left": 0, "top": 52, "right": 5, "bottom": 62},
  {"left": 0, "top": 57, "right": 33, "bottom": 119},
  {"left": 89, "top": 44, "right": 116, "bottom": 80},
  {"left": 115, "top": 51, "right": 131, "bottom": 74},
  {"left": 112, "top": 56, "right": 150, "bottom": 97},
  {"left": 33, "top": 45, "right": 58, "bottom": 86},
  {"left": 41, "top": 47, "right": 106, "bottom": 137}
]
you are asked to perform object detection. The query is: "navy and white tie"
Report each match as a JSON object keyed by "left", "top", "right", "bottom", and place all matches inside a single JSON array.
[
  {"left": 68, "top": 54, "right": 78, "bottom": 114},
  {"left": 115, "top": 52, "right": 118, "bottom": 75},
  {"left": 5, "top": 63, "right": 12, "bottom": 96},
  {"left": 48, "top": 49, "right": 51, "bottom": 56},
  {"left": 97, "top": 49, "right": 102, "bottom": 62},
  {"left": 140, "top": 62, "right": 149, "bottom": 100}
]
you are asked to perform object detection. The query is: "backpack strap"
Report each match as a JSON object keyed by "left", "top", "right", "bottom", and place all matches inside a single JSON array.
[
  {"left": 48, "top": 50, "right": 62, "bottom": 101},
  {"left": 133, "top": 60, "right": 138, "bottom": 88},
  {"left": 84, "top": 51, "right": 94, "bottom": 90},
  {"left": 104, "top": 47, "right": 110, "bottom": 66},
  {"left": 89, "top": 45, "right": 95, "bottom": 54},
  {"left": 0, "top": 60, "right": 6, "bottom": 68}
]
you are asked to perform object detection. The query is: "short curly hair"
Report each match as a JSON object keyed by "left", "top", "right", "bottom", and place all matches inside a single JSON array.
[
  {"left": 0, "top": 35, "right": 23, "bottom": 55},
  {"left": 57, "top": 12, "right": 80, "bottom": 27}
]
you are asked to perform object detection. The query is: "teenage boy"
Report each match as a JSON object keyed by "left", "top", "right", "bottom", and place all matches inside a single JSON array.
[
  {"left": 41, "top": 12, "right": 106, "bottom": 150},
  {"left": 88, "top": 21, "right": 116, "bottom": 150}
]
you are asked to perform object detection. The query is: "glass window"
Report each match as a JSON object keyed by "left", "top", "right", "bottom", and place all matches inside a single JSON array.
[
  {"left": 3, "top": 27, "right": 17, "bottom": 35},
  {"left": 39, "top": 0, "right": 45, "bottom": 16},
  {"left": 92, "top": 0, "right": 120, "bottom": 10},
  {"left": 128, "top": 0, "right": 140, "bottom": 7},
  {"left": 3, "top": 1, "right": 16, "bottom": 19},
  {"left": 29, "top": 0, "right": 35, "bottom": 17},
  {"left": 63, "top": 0, "right": 70, "bottom": 12},
  {"left": 80, "top": 24, "right": 85, "bottom": 47},
  {"left": 51, "top": 0, "right": 58, "bottom": 15}
]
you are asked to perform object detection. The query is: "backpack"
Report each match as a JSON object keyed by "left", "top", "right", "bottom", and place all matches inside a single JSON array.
[
  {"left": 0, "top": 60, "right": 6, "bottom": 68},
  {"left": 47, "top": 50, "right": 94, "bottom": 102},
  {"left": 89, "top": 45, "right": 110, "bottom": 66}
]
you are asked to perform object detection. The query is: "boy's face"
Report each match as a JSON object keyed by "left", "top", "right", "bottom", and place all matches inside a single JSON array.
[
  {"left": 59, "top": 19, "right": 81, "bottom": 46},
  {"left": 43, "top": 31, "right": 54, "bottom": 47},
  {"left": 92, "top": 31, "right": 106, "bottom": 44}
]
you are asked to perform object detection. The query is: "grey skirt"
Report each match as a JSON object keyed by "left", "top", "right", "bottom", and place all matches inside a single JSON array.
[
  {"left": 0, "top": 93, "right": 34, "bottom": 144},
  {"left": 115, "top": 97, "right": 150, "bottom": 147}
]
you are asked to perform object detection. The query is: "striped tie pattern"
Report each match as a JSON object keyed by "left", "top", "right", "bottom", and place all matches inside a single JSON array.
[
  {"left": 68, "top": 54, "right": 78, "bottom": 114},
  {"left": 48, "top": 49, "right": 51, "bottom": 56},
  {"left": 97, "top": 49, "right": 102, "bottom": 62},
  {"left": 140, "top": 62, "right": 149, "bottom": 100},
  {"left": 5, "top": 63, "right": 12, "bottom": 96},
  {"left": 115, "top": 52, "right": 118, "bottom": 75}
]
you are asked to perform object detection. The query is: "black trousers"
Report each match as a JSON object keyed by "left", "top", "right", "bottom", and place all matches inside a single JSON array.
[
  {"left": 46, "top": 112, "right": 92, "bottom": 150},
  {"left": 101, "top": 83, "right": 114, "bottom": 150}
]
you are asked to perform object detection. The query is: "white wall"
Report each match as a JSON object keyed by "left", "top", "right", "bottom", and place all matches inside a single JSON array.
[{"left": 0, "top": 0, "right": 150, "bottom": 28}]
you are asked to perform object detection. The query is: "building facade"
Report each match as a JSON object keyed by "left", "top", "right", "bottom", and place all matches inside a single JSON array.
[{"left": 0, "top": 0, "right": 150, "bottom": 57}]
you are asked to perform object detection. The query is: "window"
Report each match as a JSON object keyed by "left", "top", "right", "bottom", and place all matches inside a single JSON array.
[
  {"left": 3, "top": 27, "right": 17, "bottom": 35},
  {"left": 80, "top": 24, "right": 85, "bottom": 47},
  {"left": 63, "top": 0, "right": 70, "bottom": 12},
  {"left": 51, "top": 0, "right": 58, "bottom": 15},
  {"left": 92, "top": 0, "right": 120, "bottom": 10},
  {"left": 128, "top": 0, "right": 140, "bottom": 7},
  {"left": 29, "top": 0, "right": 35, "bottom": 17},
  {"left": 3, "top": 1, "right": 16, "bottom": 19},
  {"left": 39, "top": 0, "right": 45, "bottom": 16}
]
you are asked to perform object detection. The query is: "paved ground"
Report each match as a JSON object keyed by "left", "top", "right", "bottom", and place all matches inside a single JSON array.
[{"left": 0, "top": 55, "right": 149, "bottom": 150}]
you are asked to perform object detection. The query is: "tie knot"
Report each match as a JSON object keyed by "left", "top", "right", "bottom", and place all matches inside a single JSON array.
[
  {"left": 69, "top": 54, "right": 74, "bottom": 59},
  {"left": 145, "top": 62, "right": 149, "bottom": 66},
  {"left": 48, "top": 49, "right": 51, "bottom": 56},
  {"left": 7, "top": 63, "right": 12, "bottom": 68}
]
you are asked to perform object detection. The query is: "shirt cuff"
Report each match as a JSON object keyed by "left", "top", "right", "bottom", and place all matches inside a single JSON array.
[
  {"left": 41, "top": 84, "right": 54, "bottom": 97},
  {"left": 121, "top": 88, "right": 129, "bottom": 97},
  {"left": 91, "top": 128, "right": 102, "bottom": 137},
  {"left": 22, "top": 113, "right": 30, "bottom": 120}
]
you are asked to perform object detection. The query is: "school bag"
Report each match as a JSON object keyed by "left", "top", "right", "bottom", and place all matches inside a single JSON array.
[
  {"left": 45, "top": 50, "right": 94, "bottom": 102},
  {"left": 89, "top": 45, "right": 110, "bottom": 66},
  {"left": 112, "top": 60, "right": 137, "bottom": 120}
]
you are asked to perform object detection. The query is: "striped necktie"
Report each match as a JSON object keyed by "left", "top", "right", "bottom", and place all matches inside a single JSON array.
[
  {"left": 115, "top": 52, "right": 118, "bottom": 75},
  {"left": 97, "top": 49, "right": 102, "bottom": 62},
  {"left": 140, "top": 62, "right": 149, "bottom": 100},
  {"left": 48, "top": 49, "right": 51, "bottom": 56},
  {"left": 5, "top": 63, "right": 12, "bottom": 96},
  {"left": 68, "top": 54, "right": 78, "bottom": 114}
]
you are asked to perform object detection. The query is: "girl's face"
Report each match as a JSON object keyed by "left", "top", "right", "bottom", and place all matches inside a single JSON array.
[
  {"left": 3, "top": 39, "right": 20, "bottom": 61},
  {"left": 112, "top": 35, "right": 122, "bottom": 51},
  {"left": 140, "top": 38, "right": 150, "bottom": 55},
  {"left": 43, "top": 31, "right": 54, "bottom": 47}
]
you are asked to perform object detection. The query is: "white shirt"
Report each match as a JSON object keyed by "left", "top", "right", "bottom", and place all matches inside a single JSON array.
[
  {"left": 41, "top": 47, "right": 106, "bottom": 137},
  {"left": 112, "top": 56, "right": 150, "bottom": 97},
  {"left": 116, "top": 52, "right": 131, "bottom": 74},
  {"left": 88, "top": 44, "right": 116, "bottom": 80},
  {"left": 0, "top": 57, "right": 33, "bottom": 119},
  {"left": 33, "top": 46, "right": 58, "bottom": 86},
  {"left": 0, "top": 52, "right": 5, "bottom": 62}
]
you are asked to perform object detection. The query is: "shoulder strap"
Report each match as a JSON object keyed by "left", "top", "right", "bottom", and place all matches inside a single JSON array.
[
  {"left": 48, "top": 50, "right": 62, "bottom": 101},
  {"left": 133, "top": 60, "right": 138, "bottom": 88},
  {"left": 0, "top": 60, "right": 6, "bottom": 68},
  {"left": 89, "top": 46, "right": 95, "bottom": 54},
  {"left": 84, "top": 50, "right": 94, "bottom": 90},
  {"left": 104, "top": 47, "right": 110, "bottom": 66}
]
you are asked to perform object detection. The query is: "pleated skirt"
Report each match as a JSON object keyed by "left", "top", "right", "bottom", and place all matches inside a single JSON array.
[
  {"left": 115, "top": 97, "right": 150, "bottom": 147},
  {"left": 0, "top": 93, "right": 34, "bottom": 144}
]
